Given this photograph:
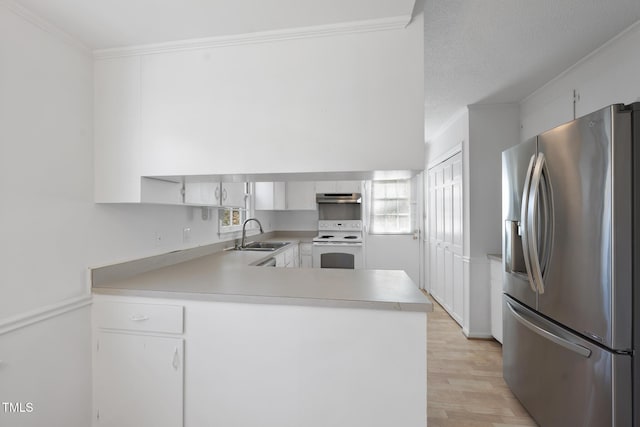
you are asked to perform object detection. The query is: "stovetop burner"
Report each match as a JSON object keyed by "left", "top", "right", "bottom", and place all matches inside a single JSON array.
[{"left": 313, "top": 220, "right": 364, "bottom": 244}]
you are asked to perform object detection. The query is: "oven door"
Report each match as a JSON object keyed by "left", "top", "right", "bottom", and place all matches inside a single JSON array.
[{"left": 312, "top": 243, "right": 363, "bottom": 269}]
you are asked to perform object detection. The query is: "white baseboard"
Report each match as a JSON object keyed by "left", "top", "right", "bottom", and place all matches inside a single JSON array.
[{"left": 462, "top": 328, "right": 494, "bottom": 340}]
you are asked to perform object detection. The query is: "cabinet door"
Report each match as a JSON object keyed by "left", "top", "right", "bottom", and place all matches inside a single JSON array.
[
  {"left": 292, "top": 245, "right": 300, "bottom": 267},
  {"left": 273, "top": 182, "right": 286, "bottom": 210},
  {"left": 314, "top": 181, "right": 336, "bottom": 193},
  {"left": 300, "top": 255, "right": 313, "bottom": 268},
  {"left": 95, "top": 332, "right": 183, "bottom": 427},
  {"left": 274, "top": 252, "right": 286, "bottom": 267},
  {"left": 335, "top": 181, "right": 362, "bottom": 193},
  {"left": 490, "top": 259, "right": 503, "bottom": 343},
  {"left": 140, "top": 177, "right": 183, "bottom": 205},
  {"left": 285, "top": 181, "right": 316, "bottom": 210},
  {"left": 184, "top": 179, "right": 220, "bottom": 206},
  {"left": 94, "top": 56, "right": 142, "bottom": 203},
  {"left": 221, "top": 182, "right": 246, "bottom": 208},
  {"left": 255, "top": 182, "right": 275, "bottom": 210},
  {"left": 254, "top": 182, "right": 285, "bottom": 210}
]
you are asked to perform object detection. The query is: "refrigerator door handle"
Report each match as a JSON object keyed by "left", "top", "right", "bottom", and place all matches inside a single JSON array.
[
  {"left": 527, "top": 153, "right": 546, "bottom": 294},
  {"left": 506, "top": 300, "right": 591, "bottom": 358},
  {"left": 520, "top": 154, "right": 537, "bottom": 293}
]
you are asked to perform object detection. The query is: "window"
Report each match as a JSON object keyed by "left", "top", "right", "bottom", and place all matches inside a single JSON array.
[
  {"left": 218, "top": 183, "right": 249, "bottom": 234},
  {"left": 370, "top": 179, "right": 412, "bottom": 234}
]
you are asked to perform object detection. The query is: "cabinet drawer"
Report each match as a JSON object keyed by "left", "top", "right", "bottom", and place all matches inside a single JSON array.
[
  {"left": 94, "top": 302, "right": 184, "bottom": 334},
  {"left": 490, "top": 259, "right": 502, "bottom": 281}
]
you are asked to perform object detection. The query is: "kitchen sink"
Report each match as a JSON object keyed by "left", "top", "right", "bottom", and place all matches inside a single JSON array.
[{"left": 238, "top": 241, "right": 289, "bottom": 251}]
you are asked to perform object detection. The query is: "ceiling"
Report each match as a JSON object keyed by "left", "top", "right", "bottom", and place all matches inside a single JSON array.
[
  {"left": 424, "top": 0, "right": 640, "bottom": 139},
  {"left": 10, "top": 0, "right": 640, "bottom": 142}
]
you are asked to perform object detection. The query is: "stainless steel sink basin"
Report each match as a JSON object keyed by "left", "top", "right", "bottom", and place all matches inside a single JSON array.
[{"left": 238, "top": 241, "right": 289, "bottom": 251}]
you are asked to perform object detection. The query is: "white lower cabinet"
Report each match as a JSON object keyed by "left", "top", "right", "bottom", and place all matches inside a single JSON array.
[
  {"left": 93, "top": 301, "right": 184, "bottom": 427},
  {"left": 93, "top": 294, "right": 426, "bottom": 427},
  {"left": 299, "top": 243, "right": 312, "bottom": 268},
  {"left": 94, "top": 333, "right": 183, "bottom": 427},
  {"left": 489, "top": 257, "right": 503, "bottom": 343},
  {"left": 275, "top": 244, "right": 299, "bottom": 268}
]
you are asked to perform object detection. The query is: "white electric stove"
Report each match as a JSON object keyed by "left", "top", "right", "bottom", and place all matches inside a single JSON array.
[{"left": 312, "top": 220, "right": 364, "bottom": 269}]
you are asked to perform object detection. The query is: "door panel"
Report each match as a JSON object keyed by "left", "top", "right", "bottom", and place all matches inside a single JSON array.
[
  {"left": 503, "top": 296, "right": 631, "bottom": 427},
  {"left": 443, "top": 248, "right": 453, "bottom": 311},
  {"left": 95, "top": 332, "right": 184, "bottom": 427},
  {"left": 452, "top": 253, "right": 464, "bottom": 323},
  {"left": 537, "top": 105, "right": 632, "bottom": 350},
  {"left": 502, "top": 138, "right": 537, "bottom": 310}
]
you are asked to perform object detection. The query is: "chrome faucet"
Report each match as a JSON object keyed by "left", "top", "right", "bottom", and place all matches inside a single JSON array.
[{"left": 240, "top": 218, "right": 264, "bottom": 248}]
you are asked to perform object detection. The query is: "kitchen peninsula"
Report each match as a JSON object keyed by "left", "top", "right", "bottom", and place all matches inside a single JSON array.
[{"left": 91, "top": 240, "right": 431, "bottom": 427}]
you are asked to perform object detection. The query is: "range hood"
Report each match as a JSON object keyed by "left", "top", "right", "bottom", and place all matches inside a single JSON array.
[{"left": 316, "top": 193, "right": 362, "bottom": 204}]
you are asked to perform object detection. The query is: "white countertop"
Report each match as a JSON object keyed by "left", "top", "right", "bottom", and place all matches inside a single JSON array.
[{"left": 92, "top": 237, "right": 432, "bottom": 312}]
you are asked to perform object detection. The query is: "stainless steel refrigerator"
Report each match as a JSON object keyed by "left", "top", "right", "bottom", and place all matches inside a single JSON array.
[{"left": 502, "top": 103, "right": 639, "bottom": 426}]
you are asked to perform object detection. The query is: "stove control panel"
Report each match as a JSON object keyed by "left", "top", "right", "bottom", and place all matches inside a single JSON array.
[{"left": 318, "top": 220, "right": 363, "bottom": 232}]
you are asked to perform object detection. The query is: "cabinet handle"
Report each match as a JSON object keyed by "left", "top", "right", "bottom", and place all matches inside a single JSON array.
[
  {"left": 172, "top": 348, "right": 180, "bottom": 370},
  {"left": 129, "top": 314, "right": 149, "bottom": 322},
  {"left": 222, "top": 188, "right": 227, "bottom": 201},
  {"left": 215, "top": 186, "right": 220, "bottom": 201}
]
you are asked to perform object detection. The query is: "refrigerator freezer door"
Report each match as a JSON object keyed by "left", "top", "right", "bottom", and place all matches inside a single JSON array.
[
  {"left": 536, "top": 105, "right": 633, "bottom": 350},
  {"left": 502, "top": 138, "right": 537, "bottom": 309},
  {"left": 503, "top": 296, "right": 631, "bottom": 427}
]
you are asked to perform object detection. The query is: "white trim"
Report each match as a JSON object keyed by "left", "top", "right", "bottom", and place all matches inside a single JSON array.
[
  {"left": 521, "top": 19, "right": 640, "bottom": 106},
  {"left": 94, "top": 15, "right": 411, "bottom": 59},
  {"left": 426, "top": 107, "right": 468, "bottom": 143},
  {"left": 461, "top": 329, "right": 494, "bottom": 339},
  {"left": 0, "top": 0, "right": 91, "bottom": 55},
  {"left": 427, "top": 144, "right": 462, "bottom": 170},
  {"left": 0, "top": 295, "right": 92, "bottom": 335}
]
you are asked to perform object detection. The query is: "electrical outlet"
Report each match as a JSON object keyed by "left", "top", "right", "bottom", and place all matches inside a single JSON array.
[
  {"left": 183, "top": 227, "right": 191, "bottom": 243},
  {"left": 154, "top": 232, "right": 163, "bottom": 246}
]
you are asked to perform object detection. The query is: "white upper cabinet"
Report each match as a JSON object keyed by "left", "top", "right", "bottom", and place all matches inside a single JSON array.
[
  {"left": 184, "top": 179, "right": 246, "bottom": 208},
  {"left": 284, "top": 181, "right": 316, "bottom": 210},
  {"left": 315, "top": 181, "right": 362, "bottom": 194},
  {"left": 95, "top": 56, "right": 143, "bottom": 203},
  {"left": 255, "top": 181, "right": 316, "bottom": 211},
  {"left": 254, "top": 182, "right": 285, "bottom": 210},
  {"left": 184, "top": 179, "right": 218, "bottom": 206},
  {"left": 93, "top": 19, "right": 423, "bottom": 203},
  {"left": 220, "top": 182, "right": 247, "bottom": 208}
]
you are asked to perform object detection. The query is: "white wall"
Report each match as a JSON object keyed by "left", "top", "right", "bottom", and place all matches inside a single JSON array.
[
  {"left": 426, "top": 110, "right": 469, "bottom": 168},
  {"left": 0, "top": 6, "right": 268, "bottom": 426},
  {"left": 425, "top": 104, "right": 519, "bottom": 337},
  {"left": 467, "top": 104, "right": 520, "bottom": 257},
  {"left": 271, "top": 210, "right": 318, "bottom": 231},
  {"left": 0, "top": 7, "right": 94, "bottom": 425},
  {"left": 521, "top": 21, "right": 640, "bottom": 140}
]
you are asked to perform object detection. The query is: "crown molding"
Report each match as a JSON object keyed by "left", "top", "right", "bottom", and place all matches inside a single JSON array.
[
  {"left": 94, "top": 14, "right": 411, "bottom": 59},
  {"left": 0, "top": 0, "right": 91, "bottom": 55}
]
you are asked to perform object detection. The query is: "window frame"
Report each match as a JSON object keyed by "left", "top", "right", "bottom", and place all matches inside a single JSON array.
[
  {"left": 369, "top": 179, "right": 413, "bottom": 235},
  {"left": 217, "top": 183, "right": 250, "bottom": 235}
]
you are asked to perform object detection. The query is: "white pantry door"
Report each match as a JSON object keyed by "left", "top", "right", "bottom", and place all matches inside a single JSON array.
[{"left": 427, "top": 152, "right": 463, "bottom": 325}]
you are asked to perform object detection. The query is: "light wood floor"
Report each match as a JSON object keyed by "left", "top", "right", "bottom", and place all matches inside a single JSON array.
[{"left": 427, "top": 297, "right": 537, "bottom": 427}]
